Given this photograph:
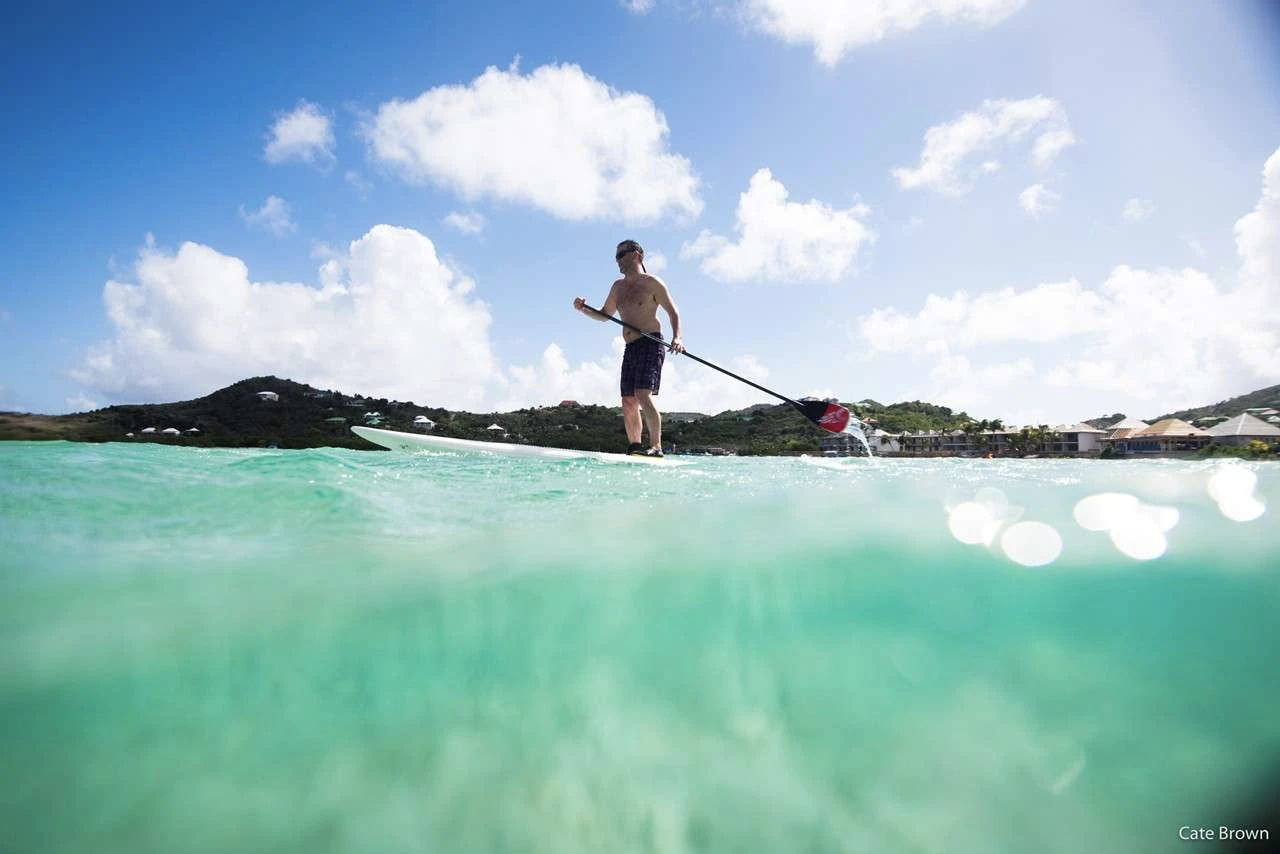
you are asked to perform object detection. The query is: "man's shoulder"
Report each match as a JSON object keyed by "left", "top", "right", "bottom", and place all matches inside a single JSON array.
[{"left": 641, "top": 273, "right": 667, "bottom": 287}]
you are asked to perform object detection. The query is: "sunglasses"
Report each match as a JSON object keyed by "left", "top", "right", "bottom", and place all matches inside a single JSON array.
[{"left": 615, "top": 247, "right": 638, "bottom": 260}]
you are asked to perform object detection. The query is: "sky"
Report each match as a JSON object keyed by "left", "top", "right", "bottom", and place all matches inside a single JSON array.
[{"left": 2, "top": 0, "right": 1278, "bottom": 425}]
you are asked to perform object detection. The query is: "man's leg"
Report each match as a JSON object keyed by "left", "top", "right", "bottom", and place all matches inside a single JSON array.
[
  {"left": 621, "top": 395, "right": 643, "bottom": 444},
  {"left": 634, "top": 389, "right": 661, "bottom": 450}
]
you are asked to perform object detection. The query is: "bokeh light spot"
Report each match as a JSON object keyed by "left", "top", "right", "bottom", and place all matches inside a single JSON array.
[
  {"left": 1109, "top": 517, "right": 1167, "bottom": 560},
  {"left": 1000, "top": 521, "right": 1063, "bottom": 567},
  {"left": 1073, "top": 493, "right": 1139, "bottom": 532},
  {"left": 1218, "top": 495, "right": 1266, "bottom": 522},
  {"left": 948, "top": 501, "right": 999, "bottom": 546}
]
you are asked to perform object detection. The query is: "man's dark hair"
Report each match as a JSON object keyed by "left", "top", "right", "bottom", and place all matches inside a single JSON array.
[{"left": 616, "top": 239, "right": 646, "bottom": 272}]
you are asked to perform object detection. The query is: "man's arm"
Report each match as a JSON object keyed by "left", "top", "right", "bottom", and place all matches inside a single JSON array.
[
  {"left": 573, "top": 282, "right": 619, "bottom": 321},
  {"left": 653, "top": 278, "right": 685, "bottom": 353}
]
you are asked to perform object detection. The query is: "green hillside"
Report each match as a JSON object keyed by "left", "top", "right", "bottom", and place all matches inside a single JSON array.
[
  {"left": 9, "top": 376, "right": 1272, "bottom": 455},
  {"left": 1151, "top": 384, "right": 1280, "bottom": 423},
  {"left": 0, "top": 377, "right": 980, "bottom": 455}
]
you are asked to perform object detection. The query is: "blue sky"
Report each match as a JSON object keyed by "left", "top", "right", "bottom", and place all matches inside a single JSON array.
[{"left": 2, "top": 0, "right": 1278, "bottom": 424}]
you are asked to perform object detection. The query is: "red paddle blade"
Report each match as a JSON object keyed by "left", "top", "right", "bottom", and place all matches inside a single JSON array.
[{"left": 795, "top": 399, "right": 852, "bottom": 434}]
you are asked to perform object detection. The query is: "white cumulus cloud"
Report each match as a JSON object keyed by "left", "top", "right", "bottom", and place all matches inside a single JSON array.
[
  {"left": 365, "top": 63, "right": 702, "bottom": 224},
  {"left": 620, "top": 0, "right": 655, "bottom": 12},
  {"left": 70, "top": 227, "right": 498, "bottom": 409},
  {"left": 893, "top": 97, "right": 1076, "bottom": 195},
  {"left": 1018, "top": 184, "right": 1060, "bottom": 218},
  {"left": 65, "top": 394, "right": 100, "bottom": 412},
  {"left": 855, "top": 146, "right": 1280, "bottom": 419},
  {"left": 239, "top": 195, "right": 297, "bottom": 237},
  {"left": 860, "top": 280, "right": 1104, "bottom": 355},
  {"left": 1122, "top": 198, "right": 1154, "bottom": 222},
  {"left": 740, "top": 0, "right": 1025, "bottom": 65},
  {"left": 1233, "top": 148, "right": 1280, "bottom": 299},
  {"left": 682, "top": 168, "right": 875, "bottom": 283},
  {"left": 264, "top": 101, "right": 335, "bottom": 167},
  {"left": 929, "top": 354, "right": 1036, "bottom": 410},
  {"left": 642, "top": 249, "right": 668, "bottom": 273},
  {"left": 442, "top": 211, "right": 487, "bottom": 235}
]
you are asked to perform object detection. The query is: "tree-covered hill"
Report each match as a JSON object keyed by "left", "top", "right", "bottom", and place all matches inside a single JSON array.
[
  {"left": 1084, "top": 385, "right": 1280, "bottom": 429},
  {"left": 0, "top": 377, "right": 984, "bottom": 454},
  {"left": 1084, "top": 413, "right": 1128, "bottom": 429},
  {"left": 10, "top": 377, "right": 1272, "bottom": 454},
  {"left": 1151, "top": 384, "right": 1280, "bottom": 423}
]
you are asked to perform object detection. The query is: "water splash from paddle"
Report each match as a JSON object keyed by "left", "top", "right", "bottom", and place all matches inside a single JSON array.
[{"left": 843, "top": 415, "right": 873, "bottom": 457}]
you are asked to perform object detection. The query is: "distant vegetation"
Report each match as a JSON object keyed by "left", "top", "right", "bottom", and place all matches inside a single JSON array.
[
  {"left": 1153, "top": 384, "right": 1280, "bottom": 423},
  {"left": 1085, "top": 413, "right": 1127, "bottom": 429},
  {"left": 2, "top": 377, "right": 1276, "bottom": 457},
  {"left": 0, "top": 377, "right": 987, "bottom": 455},
  {"left": 1194, "top": 440, "right": 1279, "bottom": 460}
]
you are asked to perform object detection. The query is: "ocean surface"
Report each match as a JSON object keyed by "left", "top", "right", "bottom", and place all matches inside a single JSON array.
[{"left": 1, "top": 440, "right": 1277, "bottom": 853}]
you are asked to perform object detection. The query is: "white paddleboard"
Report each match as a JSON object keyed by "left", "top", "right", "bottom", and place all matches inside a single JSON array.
[
  {"left": 351, "top": 426, "right": 689, "bottom": 466},
  {"left": 799, "top": 454, "right": 868, "bottom": 470}
]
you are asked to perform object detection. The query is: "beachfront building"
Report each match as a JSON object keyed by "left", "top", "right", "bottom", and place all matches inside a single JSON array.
[
  {"left": 185, "top": 428, "right": 200, "bottom": 434},
  {"left": 1099, "top": 416, "right": 1148, "bottom": 447},
  {"left": 1049, "top": 423, "right": 1107, "bottom": 454},
  {"left": 487, "top": 423, "right": 506, "bottom": 438},
  {"left": 140, "top": 427, "right": 156, "bottom": 433},
  {"left": 891, "top": 423, "right": 1105, "bottom": 457},
  {"left": 898, "top": 431, "right": 946, "bottom": 455},
  {"left": 162, "top": 427, "right": 180, "bottom": 435},
  {"left": 870, "top": 429, "right": 900, "bottom": 454},
  {"left": 256, "top": 391, "right": 279, "bottom": 402},
  {"left": 1100, "top": 418, "right": 1210, "bottom": 454},
  {"left": 1204, "top": 413, "right": 1280, "bottom": 447},
  {"left": 413, "top": 415, "right": 435, "bottom": 431}
]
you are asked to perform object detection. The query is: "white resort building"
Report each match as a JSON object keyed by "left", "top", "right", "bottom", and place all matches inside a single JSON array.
[{"left": 823, "top": 411, "right": 1272, "bottom": 458}]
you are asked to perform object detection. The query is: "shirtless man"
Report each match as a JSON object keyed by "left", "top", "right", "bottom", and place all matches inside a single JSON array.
[{"left": 573, "top": 239, "right": 685, "bottom": 457}]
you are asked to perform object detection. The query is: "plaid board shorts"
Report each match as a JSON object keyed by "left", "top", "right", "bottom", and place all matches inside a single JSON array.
[{"left": 619, "top": 334, "right": 666, "bottom": 397}]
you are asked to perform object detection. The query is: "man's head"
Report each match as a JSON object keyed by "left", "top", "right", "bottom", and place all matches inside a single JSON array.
[{"left": 616, "top": 239, "right": 645, "bottom": 273}]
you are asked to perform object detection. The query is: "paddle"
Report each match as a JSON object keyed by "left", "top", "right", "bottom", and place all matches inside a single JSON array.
[{"left": 582, "top": 304, "right": 855, "bottom": 434}]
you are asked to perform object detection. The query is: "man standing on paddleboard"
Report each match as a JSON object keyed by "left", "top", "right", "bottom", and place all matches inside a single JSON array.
[{"left": 574, "top": 240, "right": 685, "bottom": 457}]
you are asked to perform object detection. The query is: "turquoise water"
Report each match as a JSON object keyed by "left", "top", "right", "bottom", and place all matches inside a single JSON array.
[{"left": 1, "top": 441, "right": 1277, "bottom": 853}]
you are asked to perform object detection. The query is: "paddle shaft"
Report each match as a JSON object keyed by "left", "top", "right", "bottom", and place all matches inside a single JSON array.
[{"left": 584, "top": 306, "right": 799, "bottom": 407}]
